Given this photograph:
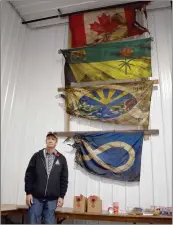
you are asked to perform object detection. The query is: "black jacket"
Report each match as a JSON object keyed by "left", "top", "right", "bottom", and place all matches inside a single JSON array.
[{"left": 24, "top": 149, "right": 68, "bottom": 200}]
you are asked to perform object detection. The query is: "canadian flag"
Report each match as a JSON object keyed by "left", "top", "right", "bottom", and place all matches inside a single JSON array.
[{"left": 69, "top": 1, "right": 150, "bottom": 48}]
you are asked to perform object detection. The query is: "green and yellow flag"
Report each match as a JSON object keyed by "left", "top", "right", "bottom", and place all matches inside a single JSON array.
[
  {"left": 63, "top": 80, "right": 154, "bottom": 127},
  {"left": 62, "top": 38, "right": 152, "bottom": 86}
]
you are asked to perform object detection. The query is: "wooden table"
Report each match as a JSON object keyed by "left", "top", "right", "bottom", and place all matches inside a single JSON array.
[
  {"left": 1, "top": 205, "right": 24, "bottom": 224},
  {"left": 1, "top": 205, "right": 172, "bottom": 224},
  {"left": 54, "top": 208, "right": 172, "bottom": 224},
  {"left": 1, "top": 205, "right": 18, "bottom": 214}
]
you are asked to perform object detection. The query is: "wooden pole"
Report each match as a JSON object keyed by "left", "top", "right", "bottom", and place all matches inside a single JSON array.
[
  {"left": 64, "top": 113, "right": 70, "bottom": 131},
  {"left": 58, "top": 79, "right": 159, "bottom": 92},
  {"left": 55, "top": 129, "right": 159, "bottom": 137},
  {"left": 64, "top": 26, "right": 72, "bottom": 132}
]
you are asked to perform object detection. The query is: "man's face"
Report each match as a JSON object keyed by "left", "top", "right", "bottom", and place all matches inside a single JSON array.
[{"left": 46, "top": 135, "right": 57, "bottom": 148}]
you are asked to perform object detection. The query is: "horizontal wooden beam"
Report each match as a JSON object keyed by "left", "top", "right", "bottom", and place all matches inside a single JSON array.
[
  {"left": 58, "top": 38, "right": 154, "bottom": 54},
  {"left": 55, "top": 130, "right": 159, "bottom": 137},
  {"left": 57, "top": 79, "right": 159, "bottom": 92}
]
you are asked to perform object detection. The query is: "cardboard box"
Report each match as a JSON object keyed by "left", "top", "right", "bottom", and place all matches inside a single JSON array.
[
  {"left": 113, "top": 202, "right": 119, "bottom": 214},
  {"left": 87, "top": 196, "right": 102, "bottom": 214},
  {"left": 73, "top": 194, "right": 87, "bottom": 213}
]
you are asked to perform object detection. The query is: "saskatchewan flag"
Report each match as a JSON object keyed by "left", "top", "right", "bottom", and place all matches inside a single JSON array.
[{"left": 62, "top": 38, "right": 152, "bottom": 86}]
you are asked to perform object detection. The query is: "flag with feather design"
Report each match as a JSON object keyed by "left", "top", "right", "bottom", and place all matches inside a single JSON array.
[{"left": 63, "top": 80, "right": 154, "bottom": 127}]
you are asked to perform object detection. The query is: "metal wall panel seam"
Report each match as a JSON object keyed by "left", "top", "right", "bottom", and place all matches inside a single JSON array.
[
  {"left": 153, "top": 10, "right": 169, "bottom": 206},
  {"left": 1, "top": 12, "right": 16, "bottom": 82},
  {"left": 1, "top": 17, "right": 21, "bottom": 124}
]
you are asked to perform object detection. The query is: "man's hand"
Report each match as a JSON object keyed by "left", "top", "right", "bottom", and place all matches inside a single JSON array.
[
  {"left": 26, "top": 194, "right": 33, "bottom": 207},
  {"left": 57, "top": 197, "right": 64, "bottom": 208}
]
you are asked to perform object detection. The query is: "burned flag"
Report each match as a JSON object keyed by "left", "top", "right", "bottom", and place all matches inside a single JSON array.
[
  {"left": 62, "top": 38, "right": 152, "bottom": 86},
  {"left": 72, "top": 132, "right": 144, "bottom": 182},
  {"left": 63, "top": 80, "right": 154, "bottom": 127}
]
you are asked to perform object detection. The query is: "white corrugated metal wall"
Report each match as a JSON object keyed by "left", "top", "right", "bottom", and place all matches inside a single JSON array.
[
  {"left": 1, "top": 1, "right": 172, "bottom": 223},
  {"left": 1, "top": 0, "right": 28, "bottom": 205}
]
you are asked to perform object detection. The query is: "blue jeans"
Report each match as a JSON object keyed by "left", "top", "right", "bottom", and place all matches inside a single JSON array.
[{"left": 27, "top": 198, "right": 57, "bottom": 224}]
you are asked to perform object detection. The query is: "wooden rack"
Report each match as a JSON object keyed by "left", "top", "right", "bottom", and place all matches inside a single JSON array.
[
  {"left": 57, "top": 79, "right": 159, "bottom": 92},
  {"left": 55, "top": 130, "right": 159, "bottom": 137}
]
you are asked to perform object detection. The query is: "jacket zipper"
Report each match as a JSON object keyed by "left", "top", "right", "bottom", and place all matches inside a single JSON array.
[
  {"left": 41, "top": 158, "right": 49, "bottom": 197},
  {"left": 44, "top": 175, "right": 49, "bottom": 197},
  {"left": 41, "top": 158, "right": 57, "bottom": 197}
]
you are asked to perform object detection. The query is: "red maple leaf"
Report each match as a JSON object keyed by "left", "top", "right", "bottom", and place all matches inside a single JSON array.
[{"left": 90, "top": 13, "right": 120, "bottom": 35}]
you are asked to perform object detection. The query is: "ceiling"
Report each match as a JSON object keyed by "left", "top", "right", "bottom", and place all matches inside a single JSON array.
[{"left": 9, "top": 0, "right": 171, "bottom": 29}]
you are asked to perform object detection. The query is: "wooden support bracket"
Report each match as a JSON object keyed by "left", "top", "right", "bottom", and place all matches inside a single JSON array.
[
  {"left": 57, "top": 79, "right": 159, "bottom": 92},
  {"left": 55, "top": 129, "right": 159, "bottom": 137}
]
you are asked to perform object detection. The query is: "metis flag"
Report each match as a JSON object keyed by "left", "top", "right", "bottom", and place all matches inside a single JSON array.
[
  {"left": 69, "top": 2, "right": 150, "bottom": 48},
  {"left": 72, "top": 132, "right": 144, "bottom": 182}
]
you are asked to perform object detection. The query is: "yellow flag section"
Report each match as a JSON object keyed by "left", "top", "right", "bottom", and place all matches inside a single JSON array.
[
  {"left": 64, "top": 80, "right": 154, "bottom": 127},
  {"left": 70, "top": 58, "right": 151, "bottom": 81}
]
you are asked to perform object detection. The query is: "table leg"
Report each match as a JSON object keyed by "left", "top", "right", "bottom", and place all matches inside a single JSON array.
[
  {"left": 21, "top": 214, "right": 24, "bottom": 224},
  {"left": 2, "top": 215, "right": 15, "bottom": 224},
  {"left": 57, "top": 218, "right": 66, "bottom": 224}
]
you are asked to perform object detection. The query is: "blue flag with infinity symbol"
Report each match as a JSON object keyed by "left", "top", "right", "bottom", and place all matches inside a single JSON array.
[{"left": 72, "top": 132, "right": 144, "bottom": 182}]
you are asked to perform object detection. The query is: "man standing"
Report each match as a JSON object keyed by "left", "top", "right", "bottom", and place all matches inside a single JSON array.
[{"left": 25, "top": 132, "right": 68, "bottom": 224}]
